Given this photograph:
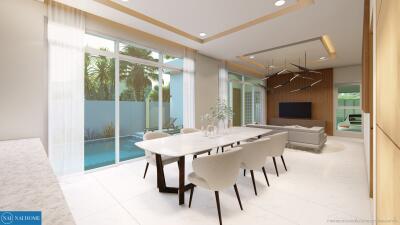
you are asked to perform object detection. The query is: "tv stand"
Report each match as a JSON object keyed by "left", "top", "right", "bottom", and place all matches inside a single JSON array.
[{"left": 269, "top": 117, "right": 326, "bottom": 128}]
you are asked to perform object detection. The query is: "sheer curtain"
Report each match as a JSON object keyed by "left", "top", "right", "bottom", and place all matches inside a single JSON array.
[
  {"left": 260, "top": 85, "right": 266, "bottom": 124},
  {"left": 219, "top": 61, "right": 229, "bottom": 127},
  {"left": 48, "top": 1, "right": 85, "bottom": 176},
  {"left": 218, "top": 61, "right": 228, "bottom": 102},
  {"left": 183, "top": 48, "right": 196, "bottom": 128}
]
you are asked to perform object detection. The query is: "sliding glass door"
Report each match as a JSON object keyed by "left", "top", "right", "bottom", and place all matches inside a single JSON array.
[
  {"left": 84, "top": 53, "right": 116, "bottom": 170},
  {"left": 228, "top": 72, "right": 265, "bottom": 126},
  {"left": 84, "top": 33, "right": 183, "bottom": 170},
  {"left": 119, "top": 60, "right": 159, "bottom": 162}
]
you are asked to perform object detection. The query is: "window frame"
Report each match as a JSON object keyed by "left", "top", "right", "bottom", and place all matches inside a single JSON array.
[
  {"left": 228, "top": 72, "right": 265, "bottom": 126},
  {"left": 334, "top": 82, "right": 363, "bottom": 137},
  {"left": 84, "top": 31, "right": 184, "bottom": 168}
]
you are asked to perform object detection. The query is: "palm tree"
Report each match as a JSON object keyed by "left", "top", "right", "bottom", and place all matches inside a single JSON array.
[{"left": 119, "top": 45, "right": 159, "bottom": 101}]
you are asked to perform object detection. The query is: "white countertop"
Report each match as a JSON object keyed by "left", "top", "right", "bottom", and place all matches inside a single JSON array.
[
  {"left": 0, "top": 138, "right": 75, "bottom": 225},
  {"left": 136, "top": 127, "right": 271, "bottom": 157}
]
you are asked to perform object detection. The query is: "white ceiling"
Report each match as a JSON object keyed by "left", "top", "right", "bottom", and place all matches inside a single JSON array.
[
  {"left": 245, "top": 38, "right": 330, "bottom": 72},
  {"left": 112, "top": 0, "right": 297, "bottom": 37},
  {"left": 55, "top": 0, "right": 364, "bottom": 72}
]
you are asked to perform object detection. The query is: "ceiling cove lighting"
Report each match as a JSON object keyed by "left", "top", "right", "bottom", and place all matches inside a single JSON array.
[
  {"left": 275, "top": 0, "right": 286, "bottom": 7},
  {"left": 199, "top": 33, "right": 207, "bottom": 37}
]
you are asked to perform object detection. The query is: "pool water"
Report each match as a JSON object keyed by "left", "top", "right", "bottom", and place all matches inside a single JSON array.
[{"left": 84, "top": 136, "right": 145, "bottom": 170}]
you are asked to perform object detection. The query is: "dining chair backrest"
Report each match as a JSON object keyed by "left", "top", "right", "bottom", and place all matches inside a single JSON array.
[
  {"left": 239, "top": 137, "right": 272, "bottom": 170},
  {"left": 266, "top": 132, "right": 289, "bottom": 157},
  {"left": 143, "top": 131, "right": 170, "bottom": 157},
  {"left": 192, "top": 147, "right": 242, "bottom": 191},
  {"left": 180, "top": 128, "right": 200, "bottom": 134}
]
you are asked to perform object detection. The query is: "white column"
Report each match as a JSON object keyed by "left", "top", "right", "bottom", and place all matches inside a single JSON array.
[
  {"left": 183, "top": 48, "right": 195, "bottom": 128},
  {"left": 218, "top": 61, "right": 228, "bottom": 102},
  {"left": 115, "top": 41, "right": 120, "bottom": 163}
]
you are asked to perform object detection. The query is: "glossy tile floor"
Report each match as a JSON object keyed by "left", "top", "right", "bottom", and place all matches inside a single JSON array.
[{"left": 59, "top": 136, "right": 372, "bottom": 225}]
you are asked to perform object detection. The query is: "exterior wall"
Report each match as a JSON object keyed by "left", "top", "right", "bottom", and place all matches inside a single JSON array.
[
  {"left": 85, "top": 101, "right": 170, "bottom": 138},
  {"left": 170, "top": 74, "right": 183, "bottom": 127}
]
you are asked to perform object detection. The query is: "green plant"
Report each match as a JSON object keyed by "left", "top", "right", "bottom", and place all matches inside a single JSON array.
[
  {"left": 102, "top": 122, "right": 115, "bottom": 138},
  {"left": 210, "top": 98, "right": 233, "bottom": 121}
]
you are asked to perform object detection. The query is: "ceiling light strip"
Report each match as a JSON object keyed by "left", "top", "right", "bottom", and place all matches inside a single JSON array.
[
  {"left": 238, "top": 56, "right": 267, "bottom": 70},
  {"left": 243, "top": 37, "right": 321, "bottom": 57},
  {"left": 320, "top": 35, "right": 336, "bottom": 58}
]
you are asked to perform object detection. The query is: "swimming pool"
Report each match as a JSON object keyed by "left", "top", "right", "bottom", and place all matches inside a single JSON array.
[{"left": 84, "top": 136, "right": 145, "bottom": 170}]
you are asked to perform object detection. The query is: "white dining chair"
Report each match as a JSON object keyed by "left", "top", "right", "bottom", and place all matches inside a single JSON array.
[
  {"left": 142, "top": 131, "right": 180, "bottom": 179},
  {"left": 239, "top": 138, "right": 272, "bottom": 195},
  {"left": 180, "top": 128, "right": 211, "bottom": 159},
  {"left": 188, "top": 148, "right": 243, "bottom": 225},
  {"left": 266, "top": 132, "right": 289, "bottom": 177}
]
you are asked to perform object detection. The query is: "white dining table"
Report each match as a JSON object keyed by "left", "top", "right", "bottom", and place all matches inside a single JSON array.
[{"left": 135, "top": 126, "right": 271, "bottom": 205}]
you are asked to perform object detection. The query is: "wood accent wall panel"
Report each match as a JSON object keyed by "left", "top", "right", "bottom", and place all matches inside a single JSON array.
[
  {"left": 376, "top": 0, "right": 400, "bottom": 223},
  {"left": 377, "top": 0, "right": 400, "bottom": 148},
  {"left": 266, "top": 68, "right": 333, "bottom": 135},
  {"left": 377, "top": 129, "right": 400, "bottom": 224},
  {"left": 362, "top": 0, "right": 372, "bottom": 113}
]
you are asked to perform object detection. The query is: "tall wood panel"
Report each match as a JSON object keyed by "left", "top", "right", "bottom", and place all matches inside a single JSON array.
[
  {"left": 362, "top": 0, "right": 372, "bottom": 113},
  {"left": 266, "top": 68, "right": 333, "bottom": 135},
  {"left": 376, "top": 0, "right": 400, "bottom": 223}
]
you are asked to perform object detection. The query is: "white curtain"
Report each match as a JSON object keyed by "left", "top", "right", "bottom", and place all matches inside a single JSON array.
[
  {"left": 48, "top": 1, "right": 85, "bottom": 176},
  {"left": 260, "top": 85, "right": 266, "bottom": 124},
  {"left": 218, "top": 61, "right": 229, "bottom": 102},
  {"left": 183, "top": 48, "right": 196, "bottom": 128}
]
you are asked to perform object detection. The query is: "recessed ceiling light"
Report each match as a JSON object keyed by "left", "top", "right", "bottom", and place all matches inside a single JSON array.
[
  {"left": 268, "top": 65, "right": 276, "bottom": 68},
  {"left": 199, "top": 32, "right": 207, "bottom": 37},
  {"left": 274, "top": 0, "right": 286, "bottom": 6},
  {"left": 249, "top": 55, "right": 255, "bottom": 59},
  {"left": 319, "top": 56, "right": 328, "bottom": 60},
  {"left": 121, "top": 0, "right": 129, "bottom": 2}
]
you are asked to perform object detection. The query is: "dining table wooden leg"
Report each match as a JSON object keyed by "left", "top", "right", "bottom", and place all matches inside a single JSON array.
[
  {"left": 178, "top": 156, "right": 185, "bottom": 205},
  {"left": 155, "top": 154, "right": 166, "bottom": 191}
]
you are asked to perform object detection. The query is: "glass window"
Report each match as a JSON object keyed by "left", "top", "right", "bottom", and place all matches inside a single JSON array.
[
  {"left": 119, "top": 42, "right": 160, "bottom": 62},
  {"left": 254, "top": 90, "right": 261, "bottom": 124},
  {"left": 244, "top": 85, "right": 253, "bottom": 124},
  {"left": 119, "top": 61, "right": 159, "bottom": 162},
  {"left": 162, "top": 68, "right": 183, "bottom": 133},
  {"left": 229, "top": 73, "right": 242, "bottom": 82},
  {"left": 84, "top": 33, "right": 185, "bottom": 170},
  {"left": 336, "top": 84, "right": 362, "bottom": 132},
  {"left": 163, "top": 55, "right": 183, "bottom": 69},
  {"left": 229, "top": 80, "right": 243, "bottom": 126},
  {"left": 84, "top": 53, "right": 116, "bottom": 170},
  {"left": 228, "top": 73, "right": 264, "bottom": 126},
  {"left": 85, "top": 34, "right": 115, "bottom": 52}
]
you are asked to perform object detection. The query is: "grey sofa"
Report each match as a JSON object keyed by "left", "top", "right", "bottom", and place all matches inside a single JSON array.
[{"left": 247, "top": 124, "right": 327, "bottom": 151}]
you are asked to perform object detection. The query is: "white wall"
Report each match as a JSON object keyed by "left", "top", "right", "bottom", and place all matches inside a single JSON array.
[
  {"left": 0, "top": 0, "right": 47, "bottom": 149},
  {"left": 334, "top": 65, "right": 362, "bottom": 84},
  {"left": 194, "top": 54, "right": 220, "bottom": 128},
  {"left": 334, "top": 64, "right": 371, "bottom": 195}
]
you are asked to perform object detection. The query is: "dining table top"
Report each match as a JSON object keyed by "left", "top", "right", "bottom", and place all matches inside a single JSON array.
[{"left": 135, "top": 126, "right": 271, "bottom": 157}]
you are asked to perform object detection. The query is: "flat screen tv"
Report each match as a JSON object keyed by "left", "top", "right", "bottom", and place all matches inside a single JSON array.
[{"left": 279, "top": 102, "right": 312, "bottom": 119}]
